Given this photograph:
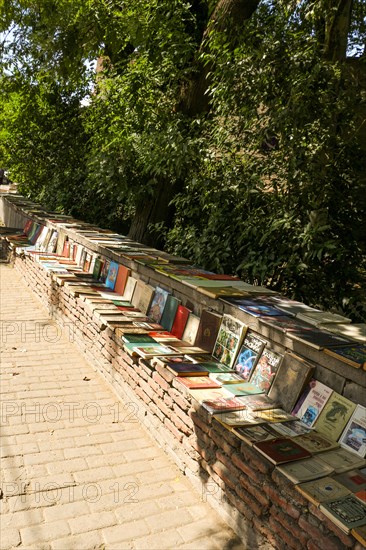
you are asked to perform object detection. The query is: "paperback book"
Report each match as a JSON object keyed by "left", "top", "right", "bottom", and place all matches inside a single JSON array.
[
  {"left": 334, "top": 468, "right": 366, "bottom": 494},
  {"left": 314, "top": 392, "right": 356, "bottom": 442},
  {"left": 249, "top": 348, "right": 283, "bottom": 393},
  {"left": 267, "top": 352, "right": 315, "bottom": 413},
  {"left": 176, "top": 376, "right": 222, "bottom": 389},
  {"left": 296, "top": 477, "right": 351, "bottom": 506},
  {"left": 201, "top": 396, "right": 248, "bottom": 414},
  {"left": 194, "top": 309, "right": 222, "bottom": 353},
  {"left": 166, "top": 363, "right": 210, "bottom": 377},
  {"left": 293, "top": 379, "right": 334, "bottom": 428},
  {"left": 276, "top": 457, "right": 335, "bottom": 484},
  {"left": 319, "top": 495, "right": 366, "bottom": 534},
  {"left": 233, "top": 332, "right": 267, "bottom": 381},
  {"left": 323, "top": 344, "right": 366, "bottom": 369},
  {"left": 317, "top": 448, "right": 366, "bottom": 474},
  {"left": 212, "top": 314, "right": 248, "bottom": 369},
  {"left": 339, "top": 405, "right": 366, "bottom": 458},
  {"left": 292, "top": 431, "right": 339, "bottom": 454},
  {"left": 147, "top": 286, "right": 171, "bottom": 323},
  {"left": 232, "top": 424, "right": 278, "bottom": 446}
]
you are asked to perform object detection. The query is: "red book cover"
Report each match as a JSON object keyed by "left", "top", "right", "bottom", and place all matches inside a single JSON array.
[
  {"left": 170, "top": 305, "right": 191, "bottom": 339},
  {"left": 253, "top": 437, "right": 312, "bottom": 465},
  {"left": 177, "top": 377, "right": 221, "bottom": 389},
  {"left": 114, "top": 265, "right": 131, "bottom": 295},
  {"left": 62, "top": 240, "right": 70, "bottom": 258}
]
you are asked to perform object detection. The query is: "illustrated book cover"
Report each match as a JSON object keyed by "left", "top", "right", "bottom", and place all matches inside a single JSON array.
[
  {"left": 339, "top": 405, "right": 366, "bottom": 458},
  {"left": 212, "top": 314, "right": 248, "bottom": 369},
  {"left": 233, "top": 332, "right": 267, "bottom": 381}
]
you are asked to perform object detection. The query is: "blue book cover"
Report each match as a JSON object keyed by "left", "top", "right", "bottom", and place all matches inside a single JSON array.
[{"left": 105, "top": 261, "right": 119, "bottom": 290}]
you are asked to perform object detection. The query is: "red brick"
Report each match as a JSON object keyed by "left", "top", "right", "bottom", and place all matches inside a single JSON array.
[
  {"left": 271, "top": 505, "right": 308, "bottom": 546},
  {"left": 232, "top": 453, "right": 263, "bottom": 485},
  {"left": 155, "top": 364, "right": 175, "bottom": 383},
  {"left": 189, "top": 410, "right": 211, "bottom": 434},
  {"left": 269, "top": 515, "right": 300, "bottom": 550},
  {"left": 225, "top": 488, "right": 254, "bottom": 522},
  {"left": 152, "top": 371, "right": 171, "bottom": 391},
  {"left": 164, "top": 417, "right": 183, "bottom": 443},
  {"left": 239, "top": 475, "right": 269, "bottom": 508},
  {"left": 240, "top": 443, "right": 274, "bottom": 475},
  {"left": 234, "top": 484, "right": 263, "bottom": 517},
  {"left": 173, "top": 404, "right": 194, "bottom": 431},
  {"left": 308, "top": 504, "right": 355, "bottom": 548}
]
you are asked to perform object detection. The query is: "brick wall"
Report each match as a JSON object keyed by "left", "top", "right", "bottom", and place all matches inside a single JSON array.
[{"left": 13, "top": 253, "right": 365, "bottom": 550}]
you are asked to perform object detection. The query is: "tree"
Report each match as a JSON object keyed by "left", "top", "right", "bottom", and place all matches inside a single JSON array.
[{"left": 0, "top": 0, "right": 365, "bottom": 315}]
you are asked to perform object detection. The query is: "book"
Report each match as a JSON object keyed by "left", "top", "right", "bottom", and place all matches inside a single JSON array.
[
  {"left": 287, "top": 327, "right": 353, "bottom": 350},
  {"left": 296, "top": 477, "right": 351, "bottom": 506},
  {"left": 249, "top": 348, "right": 283, "bottom": 393},
  {"left": 269, "top": 420, "right": 313, "bottom": 437},
  {"left": 213, "top": 409, "right": 262, "bottom": 427},
  {"left": 323, "top": 344, "right": 366, "bottom": 369},
  {"left": 297, "top": 310, "right": 351, "bottom": 327},
  {"left": 105, "top": 261, "right": 120, "bottom": 290},
  {"left": 317, "top": 448, "right": 366, "bottom": 474},
  {"left": 319, "top": 495, "right": 366, "bottom": 534},
  {"left": 182, "top": 314, "right": 200, "bottom": 345},
  {"left": 120, "top": 276, "right": 137, "bottom": 301},
  {"left": 252, "top": 408, "right": 297, "bottom": 424},
  {"left": 166, "top": 363, "right": 210, "bottom": 377},
  {"left": 114, "top": 265, "right": 131, "bottom": 295},
  {"left": 267, "top": 352, "right": 315, "bottom": 413},
  {"left": 334, "top": 468, "right": 366, "bottom": 494},
  {"left": 201, "top": 396, "right": 248, "bottom": 414},
  {"left": 339, "top": 405, "right": 366, "bottom": 458},
  {"left": 293, "top": 379, "right": 334, "bottom": 428},
  {"left": 132, "top": 344, "right": 179, "bottom": 360},
  {"left": 224, "top": 297, "right": 285, "bottom": 318},
  {"left": 223, "top": 382, "right": 264, "bottom": 397},
  {"left": 148, "top": 286, "right": 170, "bottom": 323},
  {"left": 276, "top": 457, "right": 335, "bottom": 484},
  {"left": 176, "top": 376, "right": 222, "bottom": 389},
  {"left": 131, "top": 280, "right": 145, "bottom": 309},
  {"left": 212, "top": 314, "right": 248, "bottom": 369},
  {"left": 352, "top": 524, "right": 366, "bottom": 546},
  {"left": 152, "top": 355, "right": 196, "bottom": 367},
  {"left": 194, "top": 309, "right": 222, "bottom": 353},
  {"left": 233, "top": 332, "right": 267, "bottom": 381},
  {"left": 232, "top": 424, "right": 278, "bottom": 446},
  {"left": 160, "top": 295, "right": 180, "bottom": 331},
  {"left": 137, "top": 284, "right": 155, "bottom": 314},
  {"left": 253, "top": 437, "right": 311, "bottom": 465},
  {"left": 171, "top": 305, "right": 191, "bottom": 339},
  {"left": 209, "top": 372, "right": 245, "bottom": 385},
  {"left": 99, "top": 259, "right": 111, "bottom": 283},
  {"left": 314, "top": 392, "right": 356, "bottom": 442},
  {"left": 319, "top": 323, "right": 366, "bottom": 345},
  {"left": 293, "top": 431, "right": 339, "bottom": 454},
  {"left": 236, "top": 394, "right": 279, "bottom": 411}
]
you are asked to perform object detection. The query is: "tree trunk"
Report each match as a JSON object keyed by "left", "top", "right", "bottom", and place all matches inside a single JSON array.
[
  {"left": 129, "top": 0, "right": 260, "bottom": 246},
  {"left": 323, "top": 0, "right": 353, "bottom": 61}
]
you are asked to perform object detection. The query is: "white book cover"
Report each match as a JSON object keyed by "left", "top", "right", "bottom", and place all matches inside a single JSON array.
[
  {"left": 295, "top": 380, "right": 333, "bottom": 428},
  {"left": 339, "top": 405, "right": 366, "bottom": 458}
]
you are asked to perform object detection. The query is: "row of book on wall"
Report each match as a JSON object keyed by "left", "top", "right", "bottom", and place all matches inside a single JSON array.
[
  {"left": 6, "top": 218, "right": 366, "bottom": 373},
  {"left": 4, "top": 211, "right": 366, "bottom": 541}
]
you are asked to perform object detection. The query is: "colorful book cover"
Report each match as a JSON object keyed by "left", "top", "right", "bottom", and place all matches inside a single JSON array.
[
  {"left": 293, "top": 379, "right": 333, "bottom": 427},
  {"left": 201, "top": 396, "right": 248, "bottom": 414},
  {"left": 166, "top": 363, "right": 210, "bottom": 377},
  {"left": 324, "top": 345, "right": 366, "bottom": 369},
  {"left": 105, "top": 261, "right": 119, "bottom": 290},
  {"left": 249, "top": 348, "right": 283, "bottom": 393},
  {"left": 233, "top": 424, "right": 277, "bottom": 446},
  {"left": 133, "top": 344, "right": 178, "bottom": 359},
  {"left": 233, "top": 332, "right": 267, "bottom": 380},
  {"left": 237, "top": 394, "right": 279, "bottom": 411},
  {"left": 148, "top": 286, "right": 170, "bottom": 323},
  {"left": 314, "top": 392, "right": 356, "bottom": 442},
  {"left": 194, "top": 310, "right": 223, "bottom": 353},
  {"left": 339, "top": 405, "right": 366, "bottom": 458},
  {"left": 213, "top": 314, "right": 248, "bottom": 369},
  {"left": 209, "top": 372, "right": 245, "bottom": 385},
  {"left": 100, "top": 258, "right": 111, "bottom": 283},
  {"left": 171, "top": 305, "right": 191, "bottom": 339},
  {"left": 334, "top": 468, "right": 366, "bottom": 493},
  {"left": 253, "top": 437, "right": 311, "bottom": 465},
  {"left": 225, "top": 297, "right": 285, "bottom": 317}
]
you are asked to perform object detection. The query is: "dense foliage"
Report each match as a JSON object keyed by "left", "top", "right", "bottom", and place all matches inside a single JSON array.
[{"left": 0, "top": 0, "right": 365, "bottom": 317}]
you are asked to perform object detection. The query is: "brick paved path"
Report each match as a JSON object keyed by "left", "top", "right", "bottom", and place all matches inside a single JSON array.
[{"left": 0, "top": 264, "right": 271, "bottom": 550}]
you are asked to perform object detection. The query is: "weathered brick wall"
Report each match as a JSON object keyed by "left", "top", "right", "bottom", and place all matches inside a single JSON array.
[{"left": 13, "top": 253, "right": 365, "bottom": 550}]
